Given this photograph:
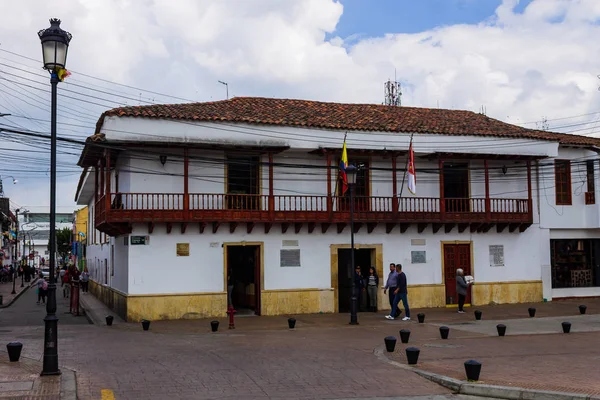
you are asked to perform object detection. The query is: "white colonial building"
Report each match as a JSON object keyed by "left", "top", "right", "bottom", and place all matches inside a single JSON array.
[{"left": 74, "top": 97, "right": 600, "bottom": 322}]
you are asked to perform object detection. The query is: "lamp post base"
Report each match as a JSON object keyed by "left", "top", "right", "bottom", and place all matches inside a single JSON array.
[
  {"left": 349, "top": 293, "right": 359, "bottom": 325},
  {"left": 41, "top": 315, "right": 61, "bottom": 376}
]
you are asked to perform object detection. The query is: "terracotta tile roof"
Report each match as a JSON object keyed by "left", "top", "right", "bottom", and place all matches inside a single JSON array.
[{"left": 97, "top": 97, "right": 600, "bottom": 146}]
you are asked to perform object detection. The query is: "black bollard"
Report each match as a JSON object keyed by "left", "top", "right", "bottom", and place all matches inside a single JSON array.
[
  {"left": 439, "top": 326, "right": 450, "bottom": 339},
  {"left": 141, "top": 319, "right": 151, "bottom": 331},
  {"left": 399, "top": 329, "right": 411, "bottom": 344},
  {"left": 496, "top": 324, "right": 506, "bottom": 337},
  {"left": 562, "top": 321, "right": 571, "bottom": 333},
  {"left": 474, "top": 310, "right": 482, "bottom": 320},
  {"left": 384, "top": 336, "right": 397, "bottom": 352},
  {"left": 579, "top": 305, "right": 587, "bottom": 315},
  {"left": 464, "top": 360, "right": 482, "bottom": 381},
  {"left": 210, "top": 320, "right": 219, "bottom": 332},
  {"left": 288, "top": 318, "right": 296, "bottom": 329},
  {"left": 405, "top": 347, "right": 420, "bottom": 365},
  {"left": 106, "top": 315, "right": 114, "bottom": 326},
  {"left": 417, "top": 313, "right": 425, "bottom": 323},
  {"left": 528, "top": 307, "right": 536, "bottom": 317},
  {"left": 6, "top": 342, "right": 22, "bottom": 362},
  {"left": 0, "top": 295, "right": 3, "bottom": 305}
]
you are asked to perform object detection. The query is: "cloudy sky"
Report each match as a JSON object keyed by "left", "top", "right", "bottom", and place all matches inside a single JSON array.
[{"left": 0, "top": 0, "right": 599, "bottom": 212}]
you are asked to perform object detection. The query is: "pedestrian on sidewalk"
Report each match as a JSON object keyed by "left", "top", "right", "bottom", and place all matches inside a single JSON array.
[
  {"left": 456, "top": 268, "right": 470, "bottom": 313},
  {"left": 367, "top": 266, "right": 379, "bottom": 312},
  {"left": 36, "top": 273, "right": 47, "bottom": 304},
  {"left": 62, "top": 268, "right": 70, "bottom": 298},
  {"left": 80, "top": 268, "right": 89, "bottom": 293},
  {"left": 383, "top": 263, "right": 398, "bottom": 313},
  {"left": 354, "top": 266, "right": 365, "bottom": 312},
  {"left": 386, "top": 264, "right": 410, "bottom": 321}
]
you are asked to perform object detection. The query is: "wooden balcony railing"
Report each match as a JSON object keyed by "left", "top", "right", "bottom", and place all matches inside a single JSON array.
[
  {"left": 96, "top": 192, "right": 532, "bottom": 228},
  {"left": 585, "top": 191, "right": 595, "bottom": 205}
]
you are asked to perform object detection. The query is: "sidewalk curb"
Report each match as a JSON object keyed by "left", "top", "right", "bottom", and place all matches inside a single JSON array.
[
  {"left": 374, "top": 346, "right": 595, "bottom": 400},
  {"left": 79, "top": 292, "right": 124, "bottom": 327},
  {"left": 61, "top": 368, "right": 78, "bottom": 400},
  {"left": 0, "top": 278, "right": 37, "bottom": 309}
]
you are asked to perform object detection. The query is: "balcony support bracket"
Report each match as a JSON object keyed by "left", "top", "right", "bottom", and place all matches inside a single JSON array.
[
  {"left": 294, "top": 223, "right": 303, "bottom": 234},
  {"left": 519, "top": 223, "right": 531, "bottom": 233},
  {"left": 432, "top": 223, "right": 443, "bottom": 234},
  {"left": 281, "top": 223, "right": 290, "bottom": 234},
  {"left": 148, "top": 222, "right": 154, "bottom": 234},
  {"left": 264, "top": 223, "right": 272, "bottom": 234},
  {"left": 337, "top": 223, "right": 346, "bottom": 234},
  {"left": 308, "top": 223, "right": 315, "bottom": 234},
  {"left": 367, "top": 223, "right": 377, "bottom": 234},
  {"left": 181, "top": 223, "right": 187, "bottom": 234},
  {"left": 509, "top": 223, "right": 520, "bottom": 233},
  {"left": 166, "top": 223, "right": 172, "bottom": 234},
  {"left": 230, "top": 222, "right": 238, "bottom": 234},
  {"left": 353, "top": 223, "right": 363, "bottom": 234},
  {"left": 199, "top": 222, "right": 206, "bottom": 234},
  {"left": 400, "top": 223, "right": 410, "bottom": 233},
  {"left": 417, "top": 223, "right": 428, "bottom": 234},
  {"left": 496, "top": 223, "right": 508, "bottom": 233},
  {"left": 212, "top": 222, "right": 220, "bottom": 234},
  {"left": 321, "top": 223, "right": 330, "bottom": 234},
  {"left": 445, "top": 224, "right": 455, "bottom": 234},
  {"left": 247, "top": 222, "right": 255, "bottom": 234},
  {"left": 386, "top": 223, "right": 396, "bottom": 234},
  {"left": 470, "top": 223, "right": 481, "bottom": 233}
]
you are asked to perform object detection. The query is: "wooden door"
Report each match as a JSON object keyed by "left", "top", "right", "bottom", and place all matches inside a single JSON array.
[
  {"left": 443, "top": 244, "right": 472, "bottom": 305},
  {"left": 253, "top": 245, "right": 261, "bottom": 315}
]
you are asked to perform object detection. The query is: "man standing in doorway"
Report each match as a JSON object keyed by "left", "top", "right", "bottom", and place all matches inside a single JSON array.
[
  {"left": 383, "top": 263, "right": 397, "bottom": 311},
  {"left": 386, "top": 264, "right": 410, "bottom": 321}
]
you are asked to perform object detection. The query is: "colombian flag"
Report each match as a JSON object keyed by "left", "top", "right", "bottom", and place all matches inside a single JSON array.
[
  {"left": 57, "top": 67, "right": 71, "bottom": 82},
  {"left": 339, "top": 139, "right": 349, "bottom": 195}
]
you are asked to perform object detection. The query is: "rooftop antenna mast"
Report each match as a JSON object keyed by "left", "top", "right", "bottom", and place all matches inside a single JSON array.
[
  {"left": 218, "top": 80, "right": 229, "bottom": 100},
  {"left": 384, "top": 69, "right": 402, "bottom": 106}
]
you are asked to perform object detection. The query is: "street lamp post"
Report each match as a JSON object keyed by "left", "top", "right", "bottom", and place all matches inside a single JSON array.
[
  {"left": 38, "top": 18, "right": 71, "bottom": 377},
  {"left": 11, "top": 208, "right": 19, "bottom": 295},
  {"left": 346, "top": 164, "right": 359, "bottom": 325}
]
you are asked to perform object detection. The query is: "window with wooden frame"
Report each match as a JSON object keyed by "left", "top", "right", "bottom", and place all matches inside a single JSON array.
[
  {"left": 554, "top": 160, "right": 572, "bottom": 205},
  {"left": 337, "top": 159, "right": 370, "bottom": 211},
  {"left": 586, "top": 160, "right": 596, "bottom": 205}
]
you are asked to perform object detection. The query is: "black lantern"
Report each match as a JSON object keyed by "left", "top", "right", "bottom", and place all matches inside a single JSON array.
[
  {"left": 346, "top": 164, "right": 358, "bottom": 185},
  {"left": 38, "top": 19, "right": 72, "bottom": 71}
]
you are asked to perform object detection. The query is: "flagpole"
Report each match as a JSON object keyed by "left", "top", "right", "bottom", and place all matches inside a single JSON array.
[
  {"left": 398, "top": 133, "right": 414, "bottom": 199},
  {"left": 333, "top": 132, "right": 347, "bottom": 198}
]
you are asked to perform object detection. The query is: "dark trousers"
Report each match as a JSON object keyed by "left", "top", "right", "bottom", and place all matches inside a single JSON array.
[
  {"left": 81, "top": 281, "right": 89, "bottom": 292},
  {"left": 391, "top": 293, "right": 410, "bottom": 318},
  {"left": 388, "top": 289, "right": 395, "bottom": 309},
  {"left": 458, "top": 293, "right": 466, "bottom": 311}
]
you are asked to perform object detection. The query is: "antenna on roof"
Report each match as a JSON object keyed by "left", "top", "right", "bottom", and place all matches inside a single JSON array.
[
  {"left": 218, "top": 81, "right": 229, "bottom": 100},
  {"left": 384, "top": 71, "right": 401, "bottom": 106}
]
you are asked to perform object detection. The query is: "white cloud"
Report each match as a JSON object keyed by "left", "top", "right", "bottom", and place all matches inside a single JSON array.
[{"left": 1, "top": 0, "right": 600, "bottom": 209}]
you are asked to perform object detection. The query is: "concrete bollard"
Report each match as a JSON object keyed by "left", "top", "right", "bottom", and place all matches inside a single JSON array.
[
  {"left": 399, "top": 329, "right": 410, "bottom": 344},
  {"left": 464, "top": 360, "right": 482, "bottom": 381},
  {"left": 405, "top": 347, "right": 420, "bottom": 365},
  {"left": 496, "top": 324, "right": 506, "bottom": 337},
  {"left": 439, "top": 326, "right": 450, "bottom": 339},
  {"left": 384, "top": 336, "right": 397, "bottom": 353}
]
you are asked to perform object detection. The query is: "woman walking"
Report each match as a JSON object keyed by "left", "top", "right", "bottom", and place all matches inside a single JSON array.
[
  {"left": 456, "top": 268, "right": 470, "bottom": 313},
  {"left": 367, "top": 266, "right": 379, "bottom": 312},
  {"left": 80, "top": 268, "right": 89, "bottom": 293}
]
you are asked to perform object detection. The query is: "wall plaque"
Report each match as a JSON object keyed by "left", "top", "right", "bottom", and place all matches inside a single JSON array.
[
  {"left": 130, "top": 236, "right": 148, "bottom": 245},
  {"left": 280, "top": 249, "right": 301, "bottom": 267},
  {"left": 411, "top": 251, "right": 426, "bottom": 264},
  {"left": 489, "top": 245, "right": 504, "bottom": 267},
  {"left": 176, "top": 243, "right": 190, "bottom": 257}
]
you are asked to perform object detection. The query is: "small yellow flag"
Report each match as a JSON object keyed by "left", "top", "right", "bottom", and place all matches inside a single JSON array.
[{"left": 56, "top": 68, "right": 71, "bottom": 82}]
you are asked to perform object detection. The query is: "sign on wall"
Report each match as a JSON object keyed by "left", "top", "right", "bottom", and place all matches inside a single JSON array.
[
  {"left": 411, "top": 251, "right": 426, "bottom": 264},
  {"left": 489, "top": 245, "right": 505, "bottom": 267},
  {"left": 280, "top": 249, "right": 301, "bottom": 267},
  {"left": 130, "top": 236, "right": 148, "bottom": 245},
  {"left": 176, "top": 243, "right": 190, "bottom": 257}
]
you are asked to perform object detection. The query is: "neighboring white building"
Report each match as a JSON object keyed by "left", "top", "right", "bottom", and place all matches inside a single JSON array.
[
  {"left": 19, "top": 209, "right": 73, "bottom": 267},
  {"left": 74, "top": 97, "right": 600, "bottom": 322}
]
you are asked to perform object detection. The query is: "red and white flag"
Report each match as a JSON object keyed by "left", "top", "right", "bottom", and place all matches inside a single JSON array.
[{"left": 407, "top": 142, "right": 416, "bottom": 195}]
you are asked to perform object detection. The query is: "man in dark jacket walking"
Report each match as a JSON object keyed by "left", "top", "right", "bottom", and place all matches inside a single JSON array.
[{"left": 385, "top": 264, "right": 411, "bottom": 321}]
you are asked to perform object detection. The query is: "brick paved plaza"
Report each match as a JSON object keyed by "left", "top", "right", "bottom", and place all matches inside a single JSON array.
[{"left": 1, "top": 289, "right": 600, "bottom": 399}]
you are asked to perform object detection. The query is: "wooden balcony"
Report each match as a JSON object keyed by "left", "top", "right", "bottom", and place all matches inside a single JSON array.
[{"left": 95, "top": 192, "right": 533, "bottom": 236}]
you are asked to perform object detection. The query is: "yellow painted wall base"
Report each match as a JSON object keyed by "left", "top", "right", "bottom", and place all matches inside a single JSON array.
[
  {"left": 89, "top": 280, "right": 128, "bottom": 321},
  {"left": 261, "top": 289, "right": 334, "bottom": 316},
  {"left": 471, "top": 280, "right": 543, "bottom": 306},
  {"left": 407, "top": 284, "right": 446, "bottom": 309},
  {"left": 126, "top": 292, "right": 227, "bottom": 322}
]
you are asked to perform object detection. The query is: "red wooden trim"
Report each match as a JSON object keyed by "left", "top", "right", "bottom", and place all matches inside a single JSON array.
[
  {"left": 439, "top": 159, "right": 445, "bottom": 215},
  {"left": 94, "top": 167, "right": 98, "bottom": 204},
  {"left": 554, "top": 159, "right": 572, "bottom": 205},
  {"left": 527, "top": 160, "right": 533, "bottom": 217},
  {"left": 100, "top": 163, "right": 104, "bottom": 197},
  {"left": 184, "top": 149, "right": 189, "bottom": 219},
  {"left": 326, "top": 151, "right": 332, "bottom": 217},
  {"left": 392, "top": 155, "right": 398, "bottom": 216},
  {"left": 268, "top": 153, "right": 274, "bottom": 218},
  {"left": 105, "top": 152, "right": 111, "bottom": 218},
  {"left": 484, "top": 160, "right": 491, "bottom": 222}
]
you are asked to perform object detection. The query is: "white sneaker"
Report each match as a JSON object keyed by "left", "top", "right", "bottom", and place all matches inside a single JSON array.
[
  {"left": 385, "top": 315, "right": 394, "bottom": 320},
  {"left": 402, "top": 316, "right": 410, "bottom": 321},
  {"left": 458, "top": 310, "right": 465, "bottom": 314}
]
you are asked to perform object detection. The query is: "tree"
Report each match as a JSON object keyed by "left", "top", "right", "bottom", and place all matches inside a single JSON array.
[{"left": 48, "top": 227, "right": 73, "bottom": 262}]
